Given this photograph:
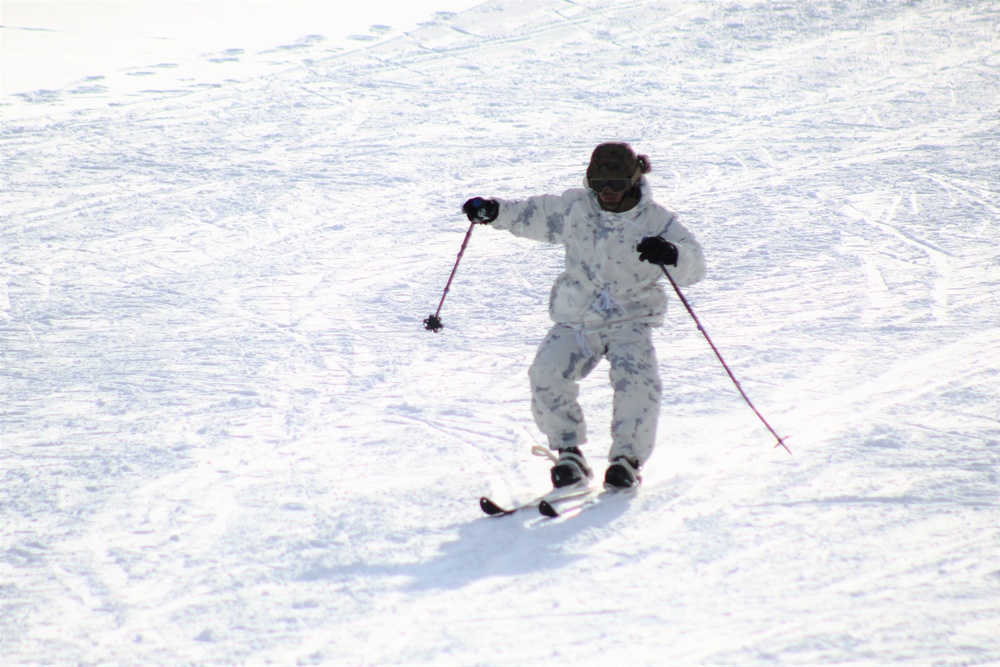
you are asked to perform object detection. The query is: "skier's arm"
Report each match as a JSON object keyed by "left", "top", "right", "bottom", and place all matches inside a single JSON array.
[
  {"left": 461, "top": 194, "right": 567, "bottom": 244},
  {"left": 488, "top": 191, "right": 580, "bottom": 245}
]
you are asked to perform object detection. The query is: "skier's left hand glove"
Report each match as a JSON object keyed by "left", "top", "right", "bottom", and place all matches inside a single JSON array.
[
  {"left": 637, "top": 236, "right": 678, "bottom": 266},
  {"left": 462, "top": 197, "right": 499, "bottom": 224}
]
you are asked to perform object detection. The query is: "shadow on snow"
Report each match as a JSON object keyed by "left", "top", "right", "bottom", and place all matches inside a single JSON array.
[{"left": 295, "top": 494, "right": 634, "bottom": 591}]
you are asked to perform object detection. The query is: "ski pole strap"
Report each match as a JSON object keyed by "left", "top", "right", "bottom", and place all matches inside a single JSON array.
[{"left": 659, "top": 264, "right": 791, "bottom": 454}]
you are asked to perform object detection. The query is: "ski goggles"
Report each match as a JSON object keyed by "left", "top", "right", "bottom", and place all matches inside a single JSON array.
[{"left": 588, "top": 177, "right": 631, "bottom": 193}]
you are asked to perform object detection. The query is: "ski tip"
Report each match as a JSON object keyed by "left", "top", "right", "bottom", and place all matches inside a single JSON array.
[
  {"left": 480, "top": 496, "right": 511, "bottom": 516},
  {"left": 538, "top": 500, "right": 560, "bottom": 518}
]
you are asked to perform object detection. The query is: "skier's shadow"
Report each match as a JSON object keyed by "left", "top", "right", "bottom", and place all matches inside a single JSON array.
[
  {"left": 292, "top": 501, "right": 631, "bottom": 590},
  {"left": 294, "top": 482, "right": 690, "bottom": 590},
  {"left": 401, "top": 495, "right": 634, "bottom": 591}
]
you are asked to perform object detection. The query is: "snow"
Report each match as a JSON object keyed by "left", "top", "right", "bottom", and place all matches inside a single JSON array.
[
  {"left": 2, "top": 0, "right": 998, "bottom": 664},
  {"left": 1, "top": 1, "right": 481, "bottom": 117}
]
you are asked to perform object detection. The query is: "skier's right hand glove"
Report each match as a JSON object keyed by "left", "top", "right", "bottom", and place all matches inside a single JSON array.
[{"left": 462, "top": 197, "right": 499, "bottom": 224}]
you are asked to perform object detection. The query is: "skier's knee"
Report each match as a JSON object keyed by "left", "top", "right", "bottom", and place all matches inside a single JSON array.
[{"left": 528, "top": 358, "right": 557, "bottom": 386}]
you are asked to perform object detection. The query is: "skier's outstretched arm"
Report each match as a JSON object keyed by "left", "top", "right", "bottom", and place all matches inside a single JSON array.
[{"left": 462, "top": 192, "right": 576, "bottom": 245}]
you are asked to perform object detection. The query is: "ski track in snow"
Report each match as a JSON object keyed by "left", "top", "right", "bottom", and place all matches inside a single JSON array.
[{"left": 2, "top": 1, "right": 999, "bottom": 664}]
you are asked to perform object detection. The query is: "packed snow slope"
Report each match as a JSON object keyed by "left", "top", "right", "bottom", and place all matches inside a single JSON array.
[{"left": 2, "top": 1, "right": 998, "bottom": 664}]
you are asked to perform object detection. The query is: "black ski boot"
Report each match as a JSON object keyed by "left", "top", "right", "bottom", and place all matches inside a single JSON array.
[
  {"left": 550, "top": 447, "right": 593, "bottom": 488},
  {"left": 604, "top": 456, "right": 642, "bottom": 489}
]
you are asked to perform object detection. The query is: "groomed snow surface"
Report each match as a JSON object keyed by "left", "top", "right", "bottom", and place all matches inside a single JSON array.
[{"left": 2, "top": 1, "right": 999, "bottom": 664}]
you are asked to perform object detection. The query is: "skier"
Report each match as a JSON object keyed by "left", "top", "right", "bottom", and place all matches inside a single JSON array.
[{"left": 462, "top": 142, "right": 706, "bottom": 490}]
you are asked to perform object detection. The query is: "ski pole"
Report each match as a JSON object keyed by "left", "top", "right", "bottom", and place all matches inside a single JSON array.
[
  {"left": 658, "top": 264, "right": 791, "bottom": 454},
  {"left": 424, "top": 221, "right": 477, "bottom": 332}
]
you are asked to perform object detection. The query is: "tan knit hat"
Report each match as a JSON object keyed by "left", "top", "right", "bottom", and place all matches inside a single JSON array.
[{"left": 586, "top": 142, "right": 651, "bottom": 182}]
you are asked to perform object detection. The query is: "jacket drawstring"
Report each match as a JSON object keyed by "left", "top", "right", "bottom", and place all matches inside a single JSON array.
[
  {"left": 596, "top": 288, "right": 621, "bottom": 314},
  {"left": 575, "top": 329, "right": 594, "bottom": 357}
]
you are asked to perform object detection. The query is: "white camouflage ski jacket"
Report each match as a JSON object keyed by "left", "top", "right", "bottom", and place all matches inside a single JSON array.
[{"left": 491, "top": 178, "right": 706, "bottom": 333}]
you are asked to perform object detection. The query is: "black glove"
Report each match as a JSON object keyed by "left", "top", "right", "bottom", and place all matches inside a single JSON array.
[
  {"left": 462, "top": 197, "right": 499, "bottom": 224},
  {"left": 637, "top": 236, "right": 678, "bottom": 266}
]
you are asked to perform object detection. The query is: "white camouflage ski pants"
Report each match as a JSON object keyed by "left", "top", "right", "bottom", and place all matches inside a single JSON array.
[{"left": 528, "top": 324, "right": 662, "bottom": 465}]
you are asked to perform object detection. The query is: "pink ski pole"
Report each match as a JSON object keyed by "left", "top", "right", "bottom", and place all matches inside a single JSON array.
[
  {"left": 424, "top": 221, "right": 477, "bottom": 333},
  {"left": 659, "top": 264, "right": 791, "bottom": 454}
]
